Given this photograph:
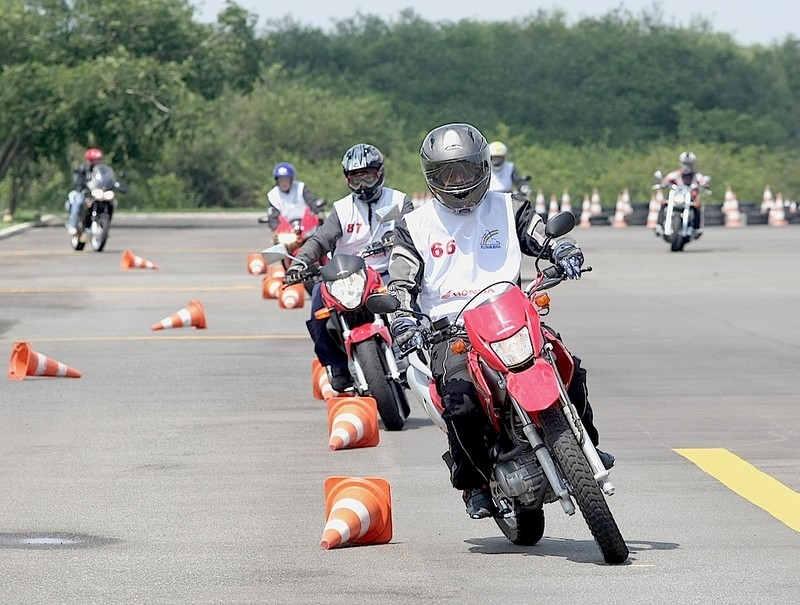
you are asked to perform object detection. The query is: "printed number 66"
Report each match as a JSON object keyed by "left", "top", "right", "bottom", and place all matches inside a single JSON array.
[{"left": 431, "top": 239, "right": 456, "bottom": 258}]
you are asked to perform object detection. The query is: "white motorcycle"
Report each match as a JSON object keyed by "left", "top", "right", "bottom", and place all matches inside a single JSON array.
[{"left": 653, "top": 170, "right": 711, "bottom": 252}]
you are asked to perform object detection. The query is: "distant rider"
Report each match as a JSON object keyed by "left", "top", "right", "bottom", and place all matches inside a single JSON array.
[
  {"left": 263, "top": 162, "right": 325, "bottom": 233},
  {"left": 67, "top": 148, "right": 104, "bottom": 235},
  {"left": 656, "top": 151, "right": 711, "bottom": 237},
  {"left": 283, "top": 144, "right": 414, "bottom": 392},
  {"left": 487, "top": 140, "right": 532, "bottom": 200}
]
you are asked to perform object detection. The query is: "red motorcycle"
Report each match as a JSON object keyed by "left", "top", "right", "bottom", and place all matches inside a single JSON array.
[
  {"left": 261, "top": 206, "right": 410, "bottom": 431},
  {"left": 367, "top": 212, "right": 628, "bottom": 564}
]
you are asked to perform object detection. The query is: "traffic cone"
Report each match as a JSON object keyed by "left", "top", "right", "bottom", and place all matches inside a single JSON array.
[
  {"left": 312, "top": 361, "right": 337, "bottom": 401},
  {"left": 151, "top": 300, "right": 206, "bottom": 330},
  {"left": 327, "top": 396, "right": 380, "bottom": 450},
  {"left": 278, "top": 284, "right": 305, "bottom": 309},
  {"left": 761, "top": 185, "right": 774, "bottom": 214},
  {"left": 646, "top": 192, "right": 660, "bottom": 228},
  {"left": 560, "top": 189, "right": 572, "bottom": 214},
  {"left": 534, "top": 189, "right": 547, "bottom": 217},
  {"left": 262, "top": 276, "right": 282, "bottom": 299},
  {"left": 579, "top": 194, "right": 591, "bottom": 228},
  {"left": 548, "top": 194, "right": 559, "bottom": 218},
  {"left": 320, "top": 476, "right": 393, "bottom": 549},
  {"left": 246, "top": 253, "right": 267, "bottom": 275},
  {"left": 268, "top": 264, "right": 286, "bottom": 279},
  {"left": 8, "top": 342, "right": 81, "bottom": 381},
  {"left": 120, "top": 250, "right": 158, "bottom": 270},
  {"left": 611, "top": 195, "right": 628, "bottom": 228},
  {"left": 621, "top": 188, "right": 633, "bottom": 215},
  {"left": 723, "top": 187, "right": 744, "bottom": 228},
  {"left": 590, "top": 188, "right": 603, "bottom": 216},
  {"left": 768, "top": 192, "right": 788, "bottom": 226}
]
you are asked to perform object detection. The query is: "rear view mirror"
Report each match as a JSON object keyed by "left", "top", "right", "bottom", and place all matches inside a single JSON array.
[{"left": 544, "top": 211, "right": 575, "bottom": 238}]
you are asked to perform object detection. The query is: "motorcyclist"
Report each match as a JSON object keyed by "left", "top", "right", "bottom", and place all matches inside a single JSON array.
[
  {"left": 283, "top": 144, "right": 414, "bottom": 392},
  {"left": 656, "top": 151, "right": 711, "bottom": 237},
  {"left": 262, "top": 162, "right": 326, "bottom": 233},
  {"left": 487, "top": 140, "right": 532, "bottom": 200},
  {"left": 386, "top": 123, "right": 613, "bottom": 520},
  {"left": 66, "top": 148, "right": 104, "bottom": 235}
]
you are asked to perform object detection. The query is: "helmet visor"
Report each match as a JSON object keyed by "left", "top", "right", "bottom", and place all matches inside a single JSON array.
[
  {"left": 346, "top": 168, "right": 381, "bottom": 190},
  {"left": 423, "top": 152, "right": 487, "bottom": 194}
]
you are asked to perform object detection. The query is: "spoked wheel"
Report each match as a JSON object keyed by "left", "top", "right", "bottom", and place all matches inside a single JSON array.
[
  {"left": 352, "top": 339, "right": 407, "bottom": 431},
  {"left": 539, "top": 407, "right": 629, "bottom": 564},
  {"left": 91, "top": 216, "right": 110, "bottom": 251},
  {"left": 494, "top": 505, "right": 545, "bottom": 546}
]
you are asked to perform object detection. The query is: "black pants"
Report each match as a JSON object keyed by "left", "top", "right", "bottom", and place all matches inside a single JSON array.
[{"left": 430, "top": 337, "right": 600, "bottom": 491}]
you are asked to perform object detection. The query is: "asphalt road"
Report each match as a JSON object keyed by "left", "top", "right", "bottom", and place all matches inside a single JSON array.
[{"left": 1, "top": 217, "right": 799, "bottom": 604}]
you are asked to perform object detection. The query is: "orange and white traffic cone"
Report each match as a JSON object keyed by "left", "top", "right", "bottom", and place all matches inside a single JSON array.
[
  {"left": 579, "top": 194, "right": 591, "bottom": 228},
  {"left": 327, "top": 396, "right": 380, "bottom": 450},
  {"left": 320, "top": 476, "right": 393, "bottom": 549},
  {"left": 548, "top": 194, "right": 559, "bottom": 218},
  {"left": 246, "top": 253, "right": 267, "bottom": 275},
  {"left": 151, "top": 300, "right": 207, "bottom": 330},
  {"left": 560, "top": 189, "right": 572, "bottom": 214},
  {"left": 723, "top": 186, "right": 744, "bottom": 228},
  {"left": 8, "top": 342, "right": 81, "bottom": 381},
  {"left": 279, "top": 284, "right": 305, "bottom": 309},
  {"left": 312, "top": 359, "right": 336, "bottom": 401},
  {"left": 621, "top": 188, "right": 633, "bottom": 215},
  {"left": 268, "top": 264, "right": 286, "bottom": 279},
  {"left": 120, "top": 250, "right": 158, "bottom": 270},
  {"left": 534, "top": 189, "right": 547, "bottom": 217},
  {"left": 611, "top": 195, "right": 628, "bottom": 228},
  {"left": 768, "top": 192, "right": 788, "bottom": 226},
  {"left": 262, "top": 276, "right": 282, "bottom": 299},
  {"left": 590, "top": 188, "right": 603, "bottom": 216},
  {"left": 646, "top": 192, "right": 660, "bottom": 228}
]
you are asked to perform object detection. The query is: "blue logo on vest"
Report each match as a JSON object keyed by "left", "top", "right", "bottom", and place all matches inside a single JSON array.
[{"left": 480, "top": 229, "right": 502, "bottom": 250}]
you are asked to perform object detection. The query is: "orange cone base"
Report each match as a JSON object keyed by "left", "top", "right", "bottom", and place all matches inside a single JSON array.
[
  {"left": 8, "top": 342, "right": 82, "bottom": 380},
  {"left": 326, "top": 396, "right": 380, "bottom": 450},
  {"left": 320, "top": 477, "right": 392, "bottom": 549},
  {"left": 120, "top": 249, "right": 158, "bottom": 270},
  {"left": 151, "top": 300, "right": 207, "bottom": 330}
]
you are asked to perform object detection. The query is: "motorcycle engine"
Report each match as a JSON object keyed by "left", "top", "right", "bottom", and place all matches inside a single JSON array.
[{"left": 493, "top": 449, "right": 546, "bottom": 507}]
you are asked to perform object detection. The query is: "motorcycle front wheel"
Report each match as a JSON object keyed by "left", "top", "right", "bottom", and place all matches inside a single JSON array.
[
  {"left": 91, "top": 215, "right": 110, "bottom": 251},
  {"left": 539, "top": 407, "right": 629, "bottom": 564},
  {"left": 352, "top": 339, "right": 407, "bottom": 431},
  {"left": 495, "top": 505, "right": 545, "bottom": 546},
  {"left": 70, "top": 232, "right": 85, "bottom": 251},
  {"left": 670, "top": 214, "right": 685, "bottom": 252}
]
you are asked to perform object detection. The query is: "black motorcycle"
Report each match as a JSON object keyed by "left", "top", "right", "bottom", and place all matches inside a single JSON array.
[{"left": 69, "top": 164, "right": 125, "bottom": 252}]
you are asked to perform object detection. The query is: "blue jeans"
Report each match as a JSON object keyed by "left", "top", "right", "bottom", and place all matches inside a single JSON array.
[{"left": 68, "top": 190, "right": 85, "bottom": 229}]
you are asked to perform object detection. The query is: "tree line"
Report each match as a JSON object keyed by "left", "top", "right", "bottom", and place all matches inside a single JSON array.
[{"left": 2, "top": 0, "right": 799, "bottom": 216}]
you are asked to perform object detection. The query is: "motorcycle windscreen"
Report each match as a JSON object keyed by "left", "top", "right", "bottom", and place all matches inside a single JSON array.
[
  {"left": 89, "top": 164, "right": 116, "bottom": 190},
  {"left": 320, "top": 254, "right": 366, "bottom": 281}
]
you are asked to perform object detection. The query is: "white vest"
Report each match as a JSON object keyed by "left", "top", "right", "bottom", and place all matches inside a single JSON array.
[
  {"left": 333, "top": 188, "right": 406, "bottom": 274},
  {"left": 405, "top": 191, "right": 522, "bottom": 321},
  {"left": 267, "top": 182, "right": 307, "bottom": 221},
  {"left": 489, "top": 161, "right": 515, "bottom": 192}
]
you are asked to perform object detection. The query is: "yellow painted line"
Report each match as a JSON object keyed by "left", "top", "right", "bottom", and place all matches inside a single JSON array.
[
  {"left": 676, "top": 448, "right": 800, "bottom": 532},
  {"left": 0, "top": 334, "right": 307, "bottom": 344},
  {"left": 0, "top": 285, "right": 258, "bottom": 294}
]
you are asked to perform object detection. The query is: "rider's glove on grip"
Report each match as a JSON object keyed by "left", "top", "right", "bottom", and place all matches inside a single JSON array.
[{"left": 552, "top": 242, "right": 584, "bottom": 280}]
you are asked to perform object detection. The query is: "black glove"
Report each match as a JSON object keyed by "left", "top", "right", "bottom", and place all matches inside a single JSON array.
[
  {"left": 283, "top": 265, "right": 304, "bottom": 285},
  {"left": 552, "top": 241, "right": 584, "bottom": 280},
  {"left": 390, "top": 317, "right": 423, "bottom": 353}
]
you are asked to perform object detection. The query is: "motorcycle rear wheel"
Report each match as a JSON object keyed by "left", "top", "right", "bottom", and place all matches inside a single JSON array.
[
  {"left": 539, "top": 407, "right": 629, "bottom": 564},
  {"left": 495, "top": 506, "right": 545, "bottom": 546},
  {"left": 352, "top": 339, "right": 407, "bottom": 431}
]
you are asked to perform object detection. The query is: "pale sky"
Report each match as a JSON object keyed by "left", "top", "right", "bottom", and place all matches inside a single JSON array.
[{"left": 192, "top": 1, "right": 798, "bottom": 46}]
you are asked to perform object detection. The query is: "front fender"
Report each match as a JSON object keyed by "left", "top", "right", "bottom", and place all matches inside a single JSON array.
[
  {"left": 344, "top": 324, "right": 391, "bottom": 358},
  {"left": 506, "top": 360, "right": 560, "bottom": 417}
]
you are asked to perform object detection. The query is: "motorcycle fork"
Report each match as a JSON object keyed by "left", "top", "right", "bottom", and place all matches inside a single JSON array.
[
  {"left": 542, "top": 345, "right": 615, "bottom": 495},
  {"left": 663, "top": 198, "right": 675, "bottom": 236}
]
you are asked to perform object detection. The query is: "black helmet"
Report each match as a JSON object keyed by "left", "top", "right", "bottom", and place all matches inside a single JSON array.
[
  {"left": 342, "top": 144, "right": 385, "bottom": 202},
  {"left": 420, "top": 123, "right": 491, "bottom": 213}
]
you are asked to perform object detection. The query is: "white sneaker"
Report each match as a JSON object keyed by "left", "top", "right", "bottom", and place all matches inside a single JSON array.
[
  {"left": 654, "top": 225, "right": 664, "bottom": 237},
  {"left": 67, "top": 226, "right": 78, "bottom": 236}
]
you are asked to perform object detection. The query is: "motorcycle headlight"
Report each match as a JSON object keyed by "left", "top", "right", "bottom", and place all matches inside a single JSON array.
[
  {"left": 490, "top": 326, "right": 534, "bottom": 368},
  {"left": 326, "top": 270, "right": 367, "bottom": 310},
  {"left": 277, "top": 232, "right": 299, "bottom": 245},
  {"left": 673, "top": 193, "right": 686, "bottom": 204},
  {"left": 103, "top": 190, "right": 115, "bottom": 201},
  {"left": 91, "top": 188, "right": 104, "bottom": 200}
]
